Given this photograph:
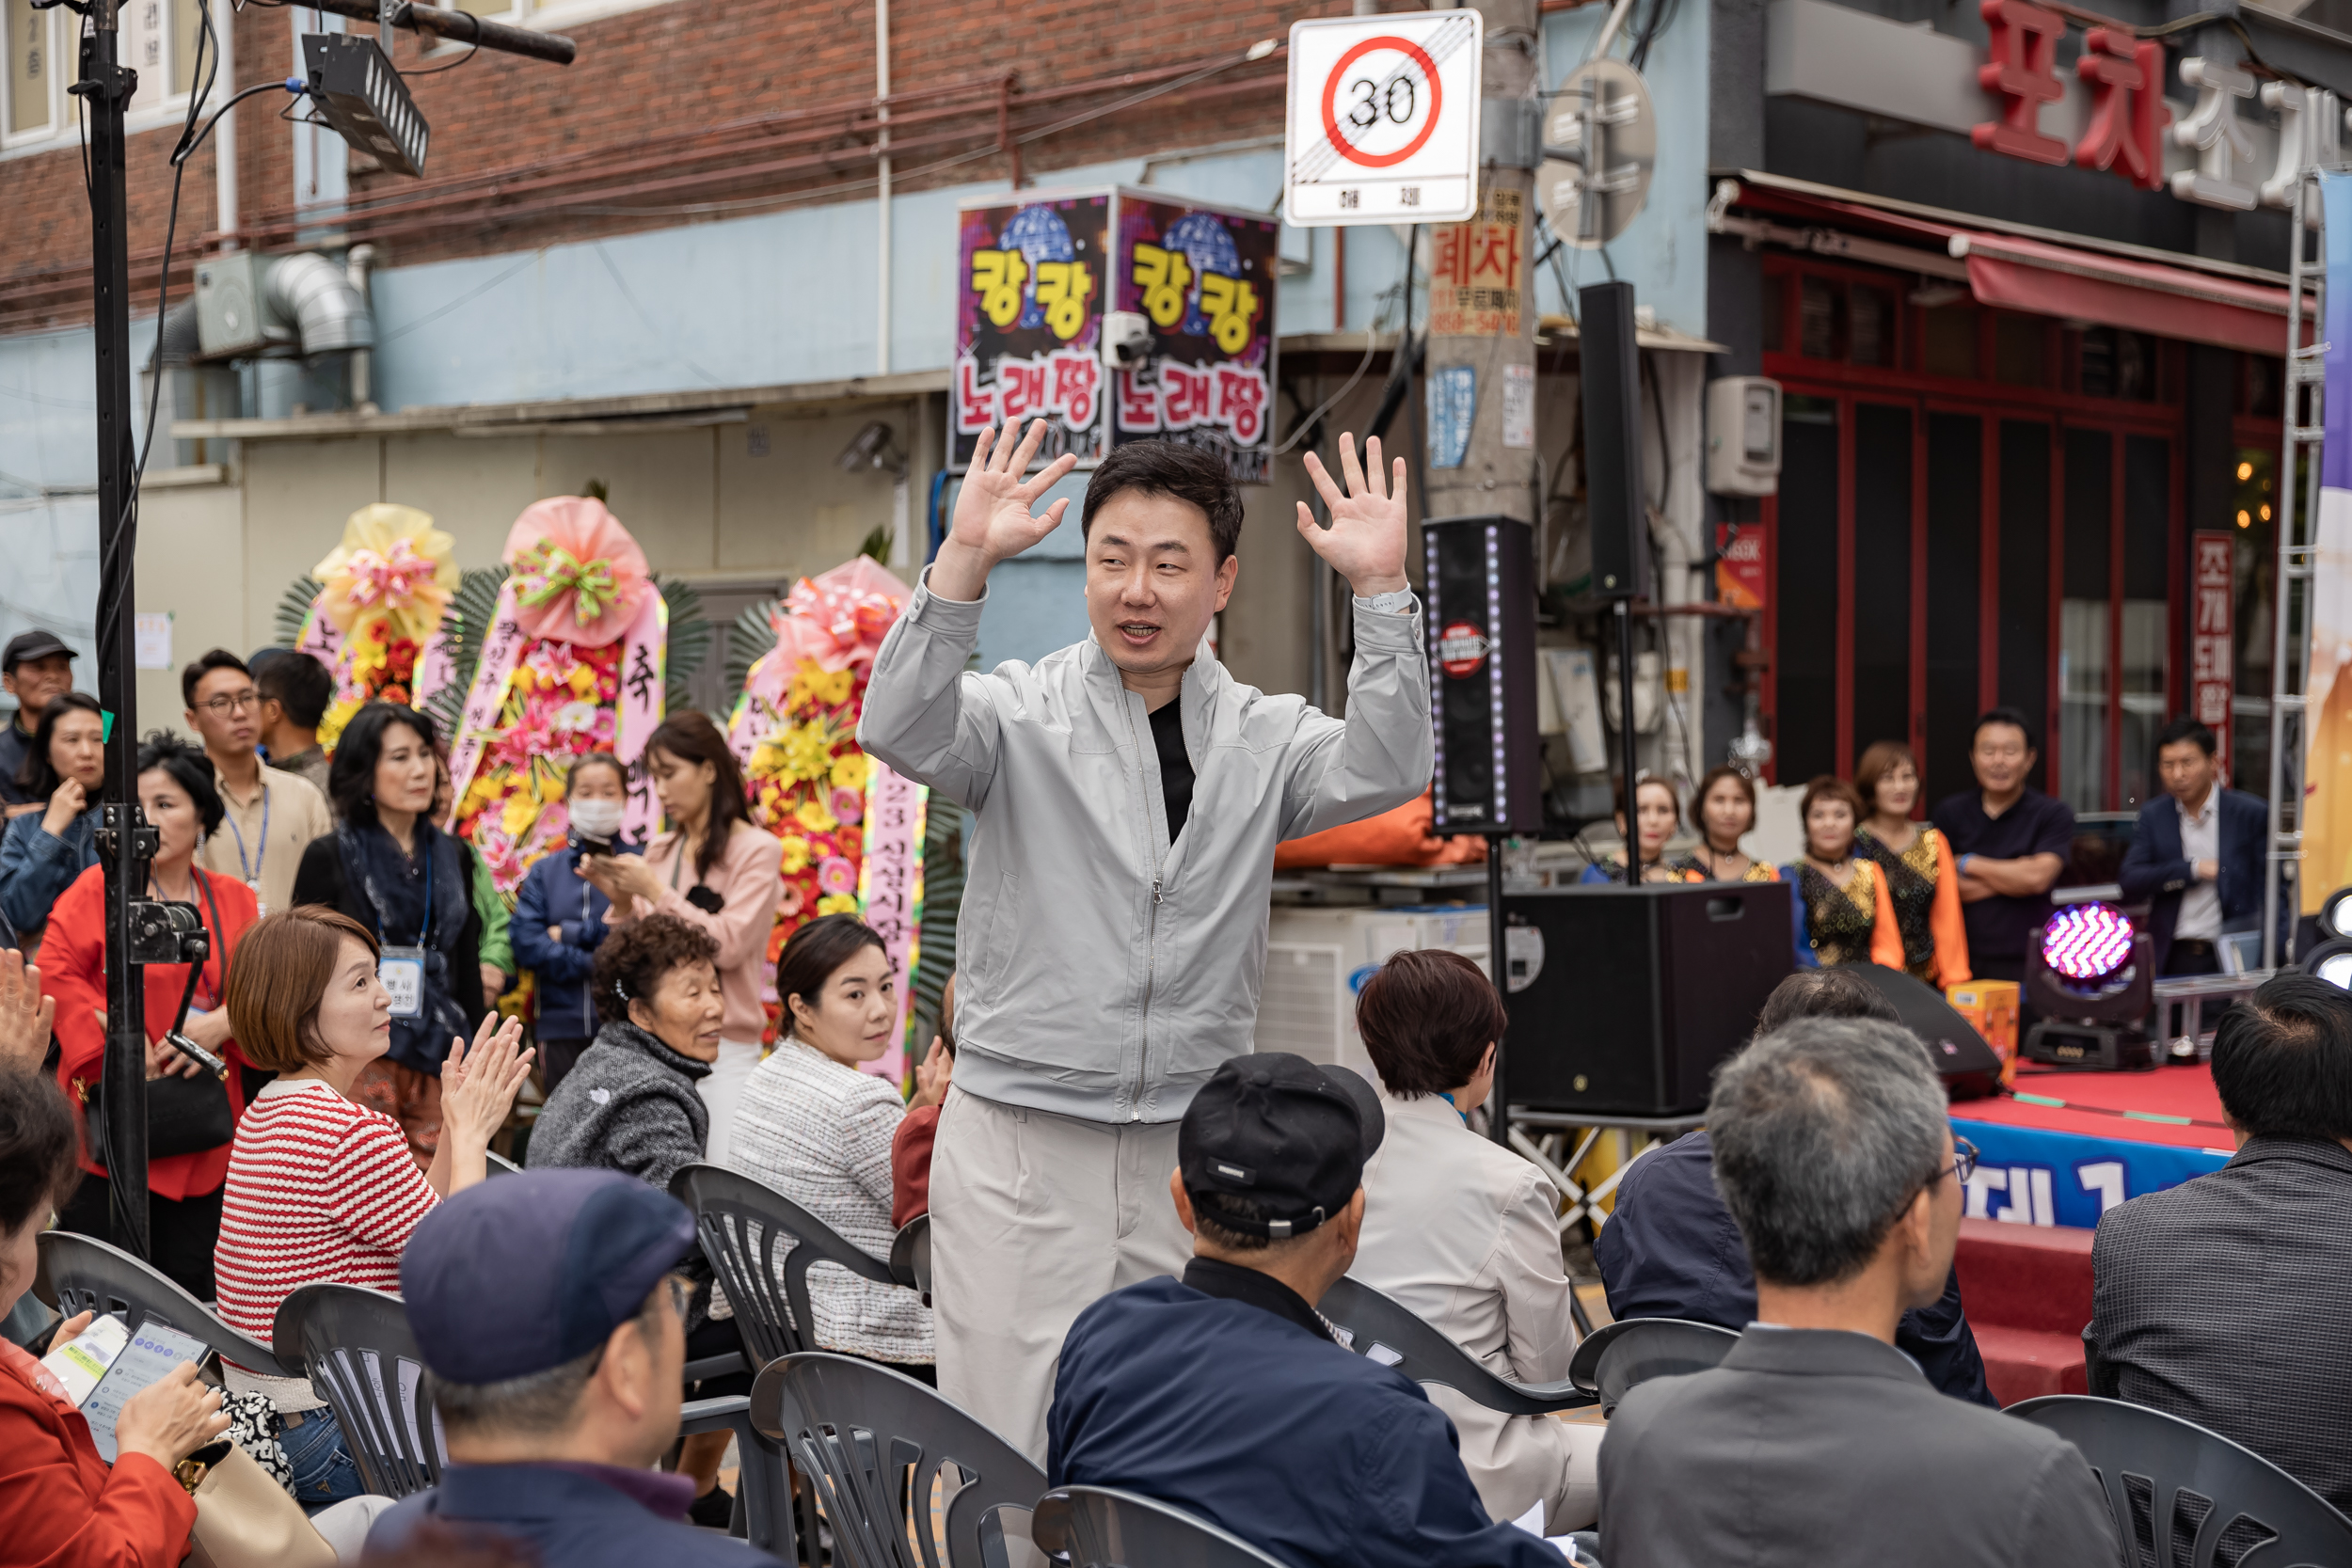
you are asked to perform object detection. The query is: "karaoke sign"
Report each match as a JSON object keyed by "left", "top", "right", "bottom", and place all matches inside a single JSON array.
[{"left": 2192, "top": 530, "right": 2233, "bottom": 773}]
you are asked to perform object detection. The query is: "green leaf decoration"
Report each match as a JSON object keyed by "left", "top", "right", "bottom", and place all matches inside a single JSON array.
[
  {"left": 424, "top": 564, "right": 510, "bottom": 738},
  {"left": 652, "top": 574, "right": 713, "bottom": 713},
  {"left": 274, "top": 577, "right": 325, "bottom": 647},
  {"left": 859, "top": 524, "right": 893, "bottom": 567},
  {"left": 911, "top": 798, "right": 967, "bottom": 1050},
  {"left": 725, "top": 599, "right": 783, "bottom": 698}
]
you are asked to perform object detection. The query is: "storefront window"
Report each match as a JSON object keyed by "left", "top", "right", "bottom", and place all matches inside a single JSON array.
[
  {"left": 1850, "top": 286, "right": 1893, "bottom": 368},
  {"left": 1994, "top": 315, "right": 2046, "bottom": 388},
  {"left": 2233, "top": 447, "right": 2281, "bottom": 792},
  {"left": 1923, "top": 302, "right": 1978, "bottom": 378},
  {"left": 1800, "top": 277, "right": 1841, "bottom": 360},
  {"left": 7, "top": 0, "right": 54, "bottom": 135}
]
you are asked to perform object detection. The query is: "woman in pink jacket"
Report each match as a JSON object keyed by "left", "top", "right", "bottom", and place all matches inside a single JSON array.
[{"left": 582, "top": 711, "right": 782, "bottom": 1166}]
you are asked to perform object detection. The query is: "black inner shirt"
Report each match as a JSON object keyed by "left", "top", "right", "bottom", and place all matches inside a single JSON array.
[{"left": 1149, "top": 699, "right": 1195, "bottom": 844}]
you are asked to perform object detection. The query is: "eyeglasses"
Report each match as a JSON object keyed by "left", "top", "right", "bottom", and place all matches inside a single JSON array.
[
  {"left": 1931, "top": 1137, "right": 1979, "bottom": 1188},
  {"left": 195, "top": 689, "right": 260, "bottom": 717}
]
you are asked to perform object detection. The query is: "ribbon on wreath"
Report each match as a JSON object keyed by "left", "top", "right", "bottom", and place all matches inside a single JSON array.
[
  {"left": 853, "top": 763, "right": 928, "bottom": 1085},
  {"left": 501, "top": 498, "right": 649, "bottom": 648},
  {"left": 312, "top": 505, "right": 458, "bottom": 644},
  {"left": 774, "top": 556, "right": 909, "bottom": 673}
]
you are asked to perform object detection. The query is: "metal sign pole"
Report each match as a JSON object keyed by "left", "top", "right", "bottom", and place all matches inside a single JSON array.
[{"left": 2267, "top": 171, "right": 2325, "bottom": 971}]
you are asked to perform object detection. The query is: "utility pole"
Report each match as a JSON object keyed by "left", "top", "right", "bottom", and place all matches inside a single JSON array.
[{"left": 1421, "top": 0, "right": 1540, "bottom": 528}]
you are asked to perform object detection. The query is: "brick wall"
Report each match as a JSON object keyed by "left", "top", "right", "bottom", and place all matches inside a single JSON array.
[{"left": 3, "top": 0, "right": 1317, "bottom": 331}]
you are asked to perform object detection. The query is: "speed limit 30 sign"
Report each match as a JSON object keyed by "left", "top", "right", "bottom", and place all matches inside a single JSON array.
[{"left": 1285, "top": 10, "right": 1483, "bottom": 227}]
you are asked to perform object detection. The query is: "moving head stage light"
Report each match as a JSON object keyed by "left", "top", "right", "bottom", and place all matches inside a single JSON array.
[
  {"left": 2299, "top": 885, "right": 2352, "bottom": 989},
  {"left": 2024, "top": 901, "right": 2157, "bottom": 1071}
]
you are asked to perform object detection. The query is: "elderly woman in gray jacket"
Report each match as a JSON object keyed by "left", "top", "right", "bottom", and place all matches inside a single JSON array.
[{"left": 1349, "top": 949, "right": 1602, "bottom": 1539}]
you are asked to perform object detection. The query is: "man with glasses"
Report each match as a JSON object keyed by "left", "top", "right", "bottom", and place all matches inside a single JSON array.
[
  {"left": 1597, "top": 1019, "right": 2118, "bottom": 1568},
  {"left": 183, "top": 649, "right": 332, "bottom": 918},
  {"left": 369, "top": 1168, "right": 778, "bottom": 1565}
]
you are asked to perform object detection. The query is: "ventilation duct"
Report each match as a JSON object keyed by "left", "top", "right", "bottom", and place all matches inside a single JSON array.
[{"left": 192, "top": 250, "right": 375, "bottom": 361}]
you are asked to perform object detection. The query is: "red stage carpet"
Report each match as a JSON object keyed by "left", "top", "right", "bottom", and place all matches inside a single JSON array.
[{"left": 1958, "top": 1062, "right": 2233, "bottom": 1150}]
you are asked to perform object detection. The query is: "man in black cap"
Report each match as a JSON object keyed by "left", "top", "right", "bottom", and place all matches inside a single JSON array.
[
  {"left": 366, "top": 1169, "right": 781, "bottom": 1567},
  {"left": 0, "top": 629, "right": 78, "bottom": 816},
  {"left": 1046, "top": 1053, "right": 1558, "bottom": 1568}
]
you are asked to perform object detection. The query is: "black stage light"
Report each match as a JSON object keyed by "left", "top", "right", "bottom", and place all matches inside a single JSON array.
[
  {"left": 2023, "top": 901, "right": 2158, "bottom": 1071},
  {"left": 2318, "top": 885, "right": 2352, "bottom": 943},
  {"left": 2300, "top": 936, "right": 2352, "bottom": 990},
  {"left": 302, "top": 33, "right": 430, "bottom": 178}
]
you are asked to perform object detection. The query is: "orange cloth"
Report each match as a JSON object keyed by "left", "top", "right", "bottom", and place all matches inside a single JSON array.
[
  {"left": 0, "top": 1341, "right": 197, "bottom": 1568},
  {"left": 47, "top": 864, "right": 258, "bottom": 1200},
  {"left": 1273, "top": 788, "right": 1486, "bottom": 871},
  {"left": 1926, "top": 829, "right": 1974, "bottom": 987},
  {"left": 1867, "top": 862, "right": 1907, "bottom": 971}
]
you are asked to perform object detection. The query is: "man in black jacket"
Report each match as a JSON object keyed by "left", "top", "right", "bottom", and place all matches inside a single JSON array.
[
  {"left": 2117, "top": 717, "right": 2271, "bottom": 975},
  {"left": 2090, "top": 972, "right": 2352, "bottom": 1514}
]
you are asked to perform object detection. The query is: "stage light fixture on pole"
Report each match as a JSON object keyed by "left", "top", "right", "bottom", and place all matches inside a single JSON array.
[{"left": 302, "top": 32, "right": 431, "bottom": 177}]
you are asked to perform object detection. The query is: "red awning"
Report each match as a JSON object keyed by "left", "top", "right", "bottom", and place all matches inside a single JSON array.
[
  {"left": 1724, "top": 175, "right": 2299, "bottom": 356},
  {"left": 1951, "top": 231, "right": 2290, "bottom": 357}
]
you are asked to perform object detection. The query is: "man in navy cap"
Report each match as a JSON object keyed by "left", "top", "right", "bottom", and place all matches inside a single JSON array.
[
  {"left": 366, "top": 1169, "right": 781, "bottom": 1566},
  {"left": 1046, "top": 1053, "right": 1559, "bottom": 1568},
  {"left": 0, "top": 628, "right": 78, "bottom": 816}
]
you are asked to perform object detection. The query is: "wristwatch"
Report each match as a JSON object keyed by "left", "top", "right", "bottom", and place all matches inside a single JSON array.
[{"left": 1355, "top": 588, "right": 1416, "bottom": 616}]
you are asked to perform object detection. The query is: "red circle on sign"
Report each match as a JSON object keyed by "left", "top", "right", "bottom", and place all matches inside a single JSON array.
[
  {"left": 1319, "top": 35, "right": 1444, "bottom": 169},
  {"left": 1438, "top": 621, "right": 1488, "bottom": 678}
]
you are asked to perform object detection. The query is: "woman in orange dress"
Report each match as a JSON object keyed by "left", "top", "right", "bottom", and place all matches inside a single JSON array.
[{"left": 1853, "top": 741, "right": 1972, "bottom": 988}]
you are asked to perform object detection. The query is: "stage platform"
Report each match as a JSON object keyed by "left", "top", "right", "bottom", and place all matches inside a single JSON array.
[{"left": 1948, "top": 1063, "right": 2236, "bottom": 1231}]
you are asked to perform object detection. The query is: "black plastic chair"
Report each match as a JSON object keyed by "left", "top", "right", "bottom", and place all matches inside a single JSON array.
[
  {"left": 891, "top": 1212, "right": 932, "bottom": 1308},
  {"left": 754, "top": 1351, "right": 1043, "bottom": 1568},
  {"left": 669, "top": 1163, "right": 906, "bottom": 1368},
  {"left": 273, "top": 1283, "right": 446, "bottom": 1497},
  {"left": 1565, "top": 1317, "right": 1739, "bottom": 1417},
  {"left": 34, "top": 1229, "right": 293, "bottom": 1376},
  {"left": 2011, "top": 1396, "right": 2352, "bottom": 1567},
  {"left": 1032, "top": 1485, "right": 1288, "bottom": 1568},
  {"left": 1318, "top": 1275, "right": 1596, "bottom": 1416}
]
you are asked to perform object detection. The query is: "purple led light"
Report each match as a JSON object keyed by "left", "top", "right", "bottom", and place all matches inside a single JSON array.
[{"left": 2041, "top": 903, "right": 2135, "bottom": 982}]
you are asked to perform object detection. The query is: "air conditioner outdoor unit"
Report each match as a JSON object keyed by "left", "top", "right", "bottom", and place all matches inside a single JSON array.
[{"left": 1258, "top": 906, "right": 1492, "bottom": 1081}]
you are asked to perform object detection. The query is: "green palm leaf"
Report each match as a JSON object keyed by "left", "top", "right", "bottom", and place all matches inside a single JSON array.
[
  {"left": 274, "top": 577, "right": 324, "bottom": 646},
  {"left": 911, "top": 799, "right": 967, "bottom": 1048},
  {"left": 725, "top": 599, "right": 784, "bottom": 696},
  {"left": 652, "top": 575, "right": 713, "bottom": 713},
  {"left": 425, "top": 565, "right": 510, "bottom": 737}
]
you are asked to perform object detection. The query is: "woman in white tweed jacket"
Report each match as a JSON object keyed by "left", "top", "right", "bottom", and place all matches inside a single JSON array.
[{"left": 726, "top": 914, "right": 946, "bottom": 1371}]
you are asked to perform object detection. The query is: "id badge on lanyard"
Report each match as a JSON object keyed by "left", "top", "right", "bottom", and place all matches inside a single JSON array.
[{"left": 380, "top": 947, "right": 427, "bottom": 1019}]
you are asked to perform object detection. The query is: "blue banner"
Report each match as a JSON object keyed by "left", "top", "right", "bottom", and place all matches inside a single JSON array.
[{"left": 1949, "top": 1115, "right": 2231, "bottom": 1231}]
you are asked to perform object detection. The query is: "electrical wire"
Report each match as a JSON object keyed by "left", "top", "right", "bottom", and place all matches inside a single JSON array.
[{"left": 1272, "top": 246, "right": 1409, "bottom": 456}]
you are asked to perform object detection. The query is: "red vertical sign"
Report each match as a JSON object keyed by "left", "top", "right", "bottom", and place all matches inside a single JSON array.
[{"left": 2192, "top": 531, "right": 2233, "bottom": 773}]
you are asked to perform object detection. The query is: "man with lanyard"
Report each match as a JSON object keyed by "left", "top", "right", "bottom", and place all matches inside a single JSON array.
[
  {"left": 860, "top": 422, "right": 1431, "bottom": 1460},
  {"left": 1, "top": 629, "right": 78, "bottom": 817},
  {"left": 183, "top": 650, "right": 333, "bottom": 918}
]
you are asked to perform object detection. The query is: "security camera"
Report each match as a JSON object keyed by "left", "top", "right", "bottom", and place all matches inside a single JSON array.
[{"left": 1103, "top": 310, "right": 1154, "bottom": 372}]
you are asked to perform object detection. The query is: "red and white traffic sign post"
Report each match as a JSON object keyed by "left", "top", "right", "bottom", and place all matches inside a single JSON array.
[{"left": 1284, "top": 10, "right": 1484, "bottom": 227}]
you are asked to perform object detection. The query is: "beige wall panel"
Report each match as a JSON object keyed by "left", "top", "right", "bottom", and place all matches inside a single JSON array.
[
  {"left": 537, "top": 430, "right": 716, "bottom": 576},
  {"left": 717, "top": 405, "right": 906, "bottom": 578},
  {"left": 240, "top": 437, "right": 385, "bottom": 655},
  {"left": 382, "top": 434, "right": 543, "bottom": 568},
  {"left": 134, "top": 480, "right": 247, "bottom": 738}
]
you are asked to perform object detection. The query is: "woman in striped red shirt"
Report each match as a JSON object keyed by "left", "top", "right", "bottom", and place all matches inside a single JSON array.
[{"left": 214, "top": 906, "right": 532, "bottom": 1513}]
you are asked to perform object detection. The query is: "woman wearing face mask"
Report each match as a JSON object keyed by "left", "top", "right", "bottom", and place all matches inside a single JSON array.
[
  {"left": 1580, "top": 775, "right": 1703, "bottom": 885},
  {"left": 46, "top": 732, "right": 260, "bottom": 1297},
  {"left": 581, "top": 712, "right": 780, "bottom": 1167},
  {"left": 1672, "top": 765, "right": 1780, "bottom": 884},
  {"left": 511, "top": 752, "right": 639, "bottom": 1096},
  {"left": 1853, "top": 741, "right": 1972, "bottom": 988},
  {"left": 1785, "top": 775, "right": 1905, "bottom": 972},
  {"left": 291, "top": 704, "right": 495, "bottom": 1160},
  {"left": 0, "top": 692, "right": 108, "bottom": 949},
  {"left": 213, "top": 907, "right": 532, "bottom": 1513},
  {"left": 727, "top": 914, "right": 944, "bottom": 1380}
]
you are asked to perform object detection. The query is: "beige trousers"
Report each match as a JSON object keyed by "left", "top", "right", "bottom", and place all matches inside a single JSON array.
[{"left": 930, "top": 1085, "right": 1191, "bottom": 1463}]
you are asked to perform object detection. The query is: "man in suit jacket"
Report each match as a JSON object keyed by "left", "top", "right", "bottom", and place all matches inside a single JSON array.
[
  {"left": 2090, "top": 972, "right": 2352, "bottom": 1515},
  {"left": 1598, "top": 1019, "right": 2118, "bottom": 1568},
  {"left": 2118, "top": 717, "right": 2269, "bottom": 975}
]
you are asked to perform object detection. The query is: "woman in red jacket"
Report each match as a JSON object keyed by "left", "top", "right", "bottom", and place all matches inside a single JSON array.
[
  {"left": 49, "top": 734, "right": 260, "bottom": 1298},
  {"left": 0, "top": 1064, "right": 228, "bottom": 1568}
]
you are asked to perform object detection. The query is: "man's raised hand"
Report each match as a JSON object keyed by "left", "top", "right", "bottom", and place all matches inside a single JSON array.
[
  {"left": 931, "top": 420, "right": 1081, "bottom": 601},
  {"left": 1296, "top": 433, "right": 1409, "bottom": 598}
]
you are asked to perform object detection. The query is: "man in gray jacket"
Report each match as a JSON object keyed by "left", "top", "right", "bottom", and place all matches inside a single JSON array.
[{"left": 860, "top": 419, "right": 1430, "bottom": 1458}]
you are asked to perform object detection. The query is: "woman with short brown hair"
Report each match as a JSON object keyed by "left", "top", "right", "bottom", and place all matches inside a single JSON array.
[
  {"left": 1785, "top": 775, "right": 1905, "bottom": 972},
  {"left": 1852, "top": 741, "right": 1972, "bottom": 986},
  {"left": 1349, "top": 949, "right": 1599, "bottom": 1534},
  {"left": 212, "top": 905, "right": 532, "bottom": 1513}
]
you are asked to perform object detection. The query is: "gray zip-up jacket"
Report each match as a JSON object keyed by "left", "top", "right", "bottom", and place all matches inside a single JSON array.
[{"left": 859, "top": 569, "right": 1432, "bottom": 1124}]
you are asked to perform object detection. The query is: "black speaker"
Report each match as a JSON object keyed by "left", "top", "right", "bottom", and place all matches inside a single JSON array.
[
  {"left": 1844, "top": 963, "right": 2005, "bottom": 1101},
  {"left": 1580, "top": 280, "right": 1646, "bottom": 601},
  {"left": 1500, "top": 880, "right": 1794, "bottom": 1116},
  {"left": 1425, "top": 514, "right": 1540, "bottom": 833}
]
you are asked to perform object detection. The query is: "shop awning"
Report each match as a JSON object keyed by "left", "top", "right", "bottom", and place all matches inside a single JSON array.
[{"left": 1714, "top": 171, "right": 2303, "bottom": 357}]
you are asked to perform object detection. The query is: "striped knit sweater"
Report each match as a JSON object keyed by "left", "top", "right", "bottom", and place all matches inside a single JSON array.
[{"left": 213, "top": 1078, "right": 441, "bottom": 1407}]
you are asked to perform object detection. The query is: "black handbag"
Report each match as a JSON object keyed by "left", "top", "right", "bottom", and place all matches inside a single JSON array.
[{"left": 82, "top": 871, "right": 238, "bottom": 1162}]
